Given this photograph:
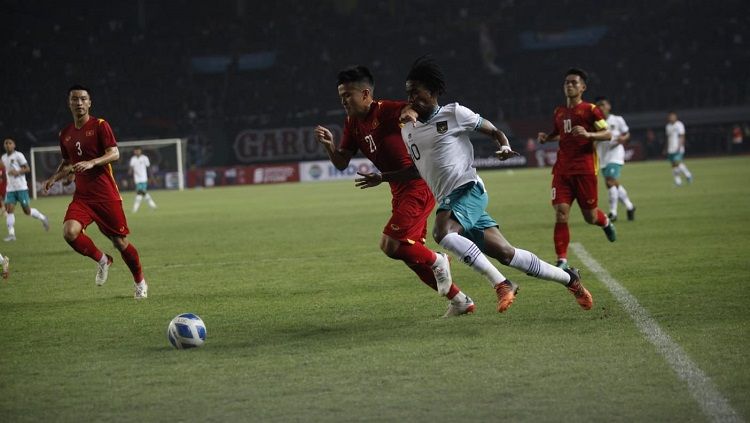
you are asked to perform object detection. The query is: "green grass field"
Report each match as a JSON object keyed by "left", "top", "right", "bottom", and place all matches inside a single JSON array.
[{"left": 1, "top": 156, "right": 749, "bottom": 422}]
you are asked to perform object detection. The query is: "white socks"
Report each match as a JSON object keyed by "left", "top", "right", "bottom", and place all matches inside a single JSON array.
[
  {"left": 608, "top": 186, "right": 618, "bottom": 216},
  {"left": 673, "top": 168, "right": 683, "bottom": 185},
  {"left": 439, "top": 233, "right": 505, "bottom": 287},
  {"left": 134, "top": 194, "right": 156, "bottom": 212},
  {"left": 30, "top": 208, "right": 46, "bottom": 221},
  {"left": 509, "top": 248, "right": 571, "bottom": 285},
  {"left": 145, "top": 193, "right": 157, "bottom": 208},
  {"left": 6, "top": 213, "right": 15, "bottom": 236},
  {"left": 617, "top": 185, "right": 634, "bottom": 210},
  {"left": 133, "top": 194, "right": 143, "bottom": 212},
  {"left": 678, "top": 163, "right": 692, "bottom": 179}
]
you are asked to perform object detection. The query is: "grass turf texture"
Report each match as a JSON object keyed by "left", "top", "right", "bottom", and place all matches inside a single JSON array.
[{"left": 1, "top": 156, "right": 748, "bottom": 422}]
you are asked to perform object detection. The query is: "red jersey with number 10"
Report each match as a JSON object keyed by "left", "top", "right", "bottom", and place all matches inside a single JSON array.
[
  {"left": 59, "top": 116, "right": 121, "bottom": 202},
  {"left": 549, "top": 101, "right": 608, "bottom": 175},
  {"left": 340, "top": 100, "right": 429, "bottom": 197}
]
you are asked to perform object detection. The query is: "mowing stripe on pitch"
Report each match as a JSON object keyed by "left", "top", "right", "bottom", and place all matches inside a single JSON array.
[{"left": 571, "top": 242, "right": 743, "bottom": 423}]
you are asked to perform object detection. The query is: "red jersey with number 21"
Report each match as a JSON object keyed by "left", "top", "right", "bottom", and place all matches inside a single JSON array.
[
  {"left": 340, "top": 100, "right": 429, "bottom": 198},
  {"left": 59, "top": 116, "right": 121, "bottom": 202},
  {"left": 549, "top": 101, "right": 608, "bottom": 175}
]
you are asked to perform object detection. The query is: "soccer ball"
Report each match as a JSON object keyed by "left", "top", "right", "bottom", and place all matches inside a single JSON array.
[{"left": 167, "top": 313, "right": 206, "bottom": 349}]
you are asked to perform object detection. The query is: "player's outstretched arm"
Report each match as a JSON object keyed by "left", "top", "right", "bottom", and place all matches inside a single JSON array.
[
  {"left": 476, "top": 119, "right": 520, "bottom": 160},
  {"left": 314, "top": 125, "right": 353, "bottom": 170}
]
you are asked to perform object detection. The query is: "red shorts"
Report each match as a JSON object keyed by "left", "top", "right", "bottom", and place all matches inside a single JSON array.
[
  {"left": 65, "top": 199, "right": 130, "bottom": 237},
  {"left": 383, "top": 186, "right": 435, "bottom": 244},
  {"left": 551, "top": 173, "right": 598, "bottom": 210}
]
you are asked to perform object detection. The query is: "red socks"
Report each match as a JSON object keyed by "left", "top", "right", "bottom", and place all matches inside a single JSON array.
[
  {"left": 554, "top": 222, "right": 570, "bottom": 260},
  {"left": 393, "top": 242, "right": 436, "bottom": 265},
  {"left": 120, "top": 243, "right": 144, "bottom": 282},
  {"left": 67, "top": 233, "right": 103, "bottom": 262},
  {"left": 594, "top": 209, "right": 609, "bottom": 227}
]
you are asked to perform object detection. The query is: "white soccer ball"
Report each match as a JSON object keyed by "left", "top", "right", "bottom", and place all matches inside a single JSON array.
[{"left": 167, "top": 313, "right": 207, "bottom": 349}]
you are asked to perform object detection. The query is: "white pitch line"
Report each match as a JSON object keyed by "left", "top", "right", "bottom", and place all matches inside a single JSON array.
[{"left": 571, "top": 242, "right": 743, "bottom": 423}]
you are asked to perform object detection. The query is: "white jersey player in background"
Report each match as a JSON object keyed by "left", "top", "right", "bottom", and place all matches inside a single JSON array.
[
  {"left": 129, "top": 146, "right": 157, "bottom": 212},
  {"left": 0, "top": 138, "right": 49, "bottom": 241},
  {"left": 665, "top": 111, "right": 693, "bottom": 186},
  {"left": 595, "top": 97, "right": 636, "bottom": 221},
  {"left": 391, "top": 56, "right": 593, "bottom": 313}
]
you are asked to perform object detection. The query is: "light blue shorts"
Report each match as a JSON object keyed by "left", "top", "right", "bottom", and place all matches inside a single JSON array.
[
  {"left": 667, "top": 152, "right": 684, "bottom": 164},
  {"left": 5, "top": 190, "right": 30, "bottom": 207},
  {"left": 602, "top": 163, "right": 622, "bottom": 180},
  {"left": 135, "top": 182, "right": 148, "bottom": 193},
  {"left": 437, "top": 181, "right": 499, "bottom": 249}
]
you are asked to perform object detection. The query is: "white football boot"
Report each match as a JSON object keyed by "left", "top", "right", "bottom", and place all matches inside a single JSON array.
[
  {"left": 442, "top": 296, "right": 476, "bottom": 318},
  {"left": 95, "top": 254, "right": 113, "bottom": 286},
  {"left": 134, "top": 281, "right": 148, "bottom": 299},
  {"left": 1, "top": 255, "right": 9, "bottom": 279},
  {"left": 431, "top": 252, "right": 453, "bottom": 296}
]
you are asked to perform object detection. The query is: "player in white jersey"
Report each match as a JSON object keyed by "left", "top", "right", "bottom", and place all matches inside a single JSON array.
[
  {"left": 128, "top": 147, "right": 157, "bottom": 212},
  {"left": 594, "top": 97, "right": 635, "bottom": 221},
  {"left": 395, "top": 56, "right": 593, "bottom": 312},
  {"left": 0, "top": 138, "right": 49, "bottom": 241},
  {"left": 665, "top": 112, "right": 693, "bottom": 186}
]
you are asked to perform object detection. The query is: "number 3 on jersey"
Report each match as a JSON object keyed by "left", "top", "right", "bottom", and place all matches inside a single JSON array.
[
  {"left": 75, "top": 141, "right": 83, "bottom": 156},
  {"left": 364, "top": 134, "right": 376, "bottom": 153}
]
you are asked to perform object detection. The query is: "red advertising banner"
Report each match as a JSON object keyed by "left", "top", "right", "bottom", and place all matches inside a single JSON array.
[{"left": 186, "top": 164, "right": 299, "bottom": 187}]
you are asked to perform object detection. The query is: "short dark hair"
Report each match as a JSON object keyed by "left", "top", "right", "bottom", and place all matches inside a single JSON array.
[
  {"left": 594, "top": 96, "right": 608, "bottom": 103},
  {"left": 566, "top": 68, "right": 588, "bottom": 83},
  {"left": 337, "top": 66, "right": 374, "bottom": 87},
  {"left": 406, "top": 55, "right": 446, "bottom": 96},
  {"left": 68, "top": 84, "right": 90, "bottom": 96}
]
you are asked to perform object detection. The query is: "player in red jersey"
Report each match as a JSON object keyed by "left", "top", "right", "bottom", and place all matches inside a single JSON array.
[
  {"left": 538, "top": 68, "right": 615, "bottom": 269},
  {"left": 43, "top": 85, "right": 148, "bottom": 299},
  {"left": 314, "top": 65, "right": 474, "bottom": 317}
]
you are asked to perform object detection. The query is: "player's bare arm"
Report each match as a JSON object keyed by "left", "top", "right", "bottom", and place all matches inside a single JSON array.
[
  {"left": 43, "top": 159, "right": 73, "bottom": 191},
  {"left": 571, "top": 126, "right": 611, "bottom": 142},
  {"left": 476, "top": 119, "right": 520, "bottom": 160},
  {"left": 314, "top": 125, "right": 353, "bottom": 170},
  {"left": 537, "top": 132, "right": 560, "bottom": 144},
  {"left": 354, "top": 165, "right": 421, "bottom": 189},
  {"left": 618, "top": 132, "right": 631, "bottom": 145},
  {"left": 72, "top": 146, "right": 120, "bottom": 173},
  {"left": 399, "top": 106, "right": 419, "bottom": 126}
]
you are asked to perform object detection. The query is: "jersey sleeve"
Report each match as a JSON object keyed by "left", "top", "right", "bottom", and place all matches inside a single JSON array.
[
  {"left": 676, "top": 122, "right": 685, "bottom": 135},
  {"left": 129, "top": 157, "right": 136, "bottom": 167},
  {"left": 591, "top": 105, "right": 608, "bottom": 130},
  {"left": 617, "top": 116, "right": 629, "bottom": 134},
  {"left": 16, "top": 152, "right": 28, "bottom": 167},
  {"left": 97, "top": 119, "right": 118, "bottom": 149},
  {"left": 454, "top": 103, "right": 482, "bottom": 132},
  {"left": 339, "top": 118, "right": 358, "bottom": 154},
  {"left": 144, "top": 156, "right": 150, "bottom": 167},
  {"left": 549, "top": 108, "right": 560, "bottom": 138},
  {"left": 59, "top": 131, "right": 70, "bottom": 161}
]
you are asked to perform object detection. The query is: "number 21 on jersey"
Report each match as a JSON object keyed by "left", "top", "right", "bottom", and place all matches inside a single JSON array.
[{"left": 364, "top": 134, "right": 376, "bottom": 153}]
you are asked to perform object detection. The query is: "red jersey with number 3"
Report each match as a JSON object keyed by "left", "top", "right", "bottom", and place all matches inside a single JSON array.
[
  {"left": 59, "top": 116, "right": 121, "bottom": 202},
  {"left": 340, "top": 100, "right": 429, "bottom": 197},
  {"left": 549, "top": 101, "right": 608, "bottom": 175}
]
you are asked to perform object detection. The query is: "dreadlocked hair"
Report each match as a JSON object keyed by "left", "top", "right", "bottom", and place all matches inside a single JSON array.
[{"left": 406, "top": 55, "right": 446, "bottom": 95}]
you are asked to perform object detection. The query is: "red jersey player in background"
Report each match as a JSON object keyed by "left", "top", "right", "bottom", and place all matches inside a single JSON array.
[
  {"left": 43, "top": 85, "right": 148, "bottom": 299},
  {"left": 314, "top": 65, "right": 474, "bottom": 317},
  {"left": 537, "top": 68, "right": 615, "bottom": 269}
]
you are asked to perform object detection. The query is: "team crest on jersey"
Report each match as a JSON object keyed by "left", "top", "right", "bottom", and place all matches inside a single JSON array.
[
  {"left": 436, "top": 121, "right": 448, "bottom": 134},
  {"left": 85, "top": 130, "right": 95, "bottom": 136},
  {"left": 372, "top": 118, "right": 379, "bottom": 130},
  {"left": 65, "top": 136, "right": 71, "bottom": 142}
]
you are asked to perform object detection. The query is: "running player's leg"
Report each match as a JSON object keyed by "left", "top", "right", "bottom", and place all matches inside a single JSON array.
[
  {"left": 551, "top": 173, "right": 575, "bottom": 268},
  {"left": 604, "top": 171, "right": 619, "bottom": 221},
  {"left": 91, "top": 201, "right": 147, "bottom": 297},
  {"left": 19, "top": 191, "right": 49, "bottom": 231},
  {"left": 63, "top": 202, "right": 112, "bottom": 286},
  {"left": 482, "top": 227, "right": 592, "bottom": 310},
  {"left": 576, "top": 174, "right": 615, "bottom": 242},
  {"left": 383, "top": 189, "right": 468, "bottom": 301},
  {"left": 4, "top": 196, "right": 16, "bottom": 241}
]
